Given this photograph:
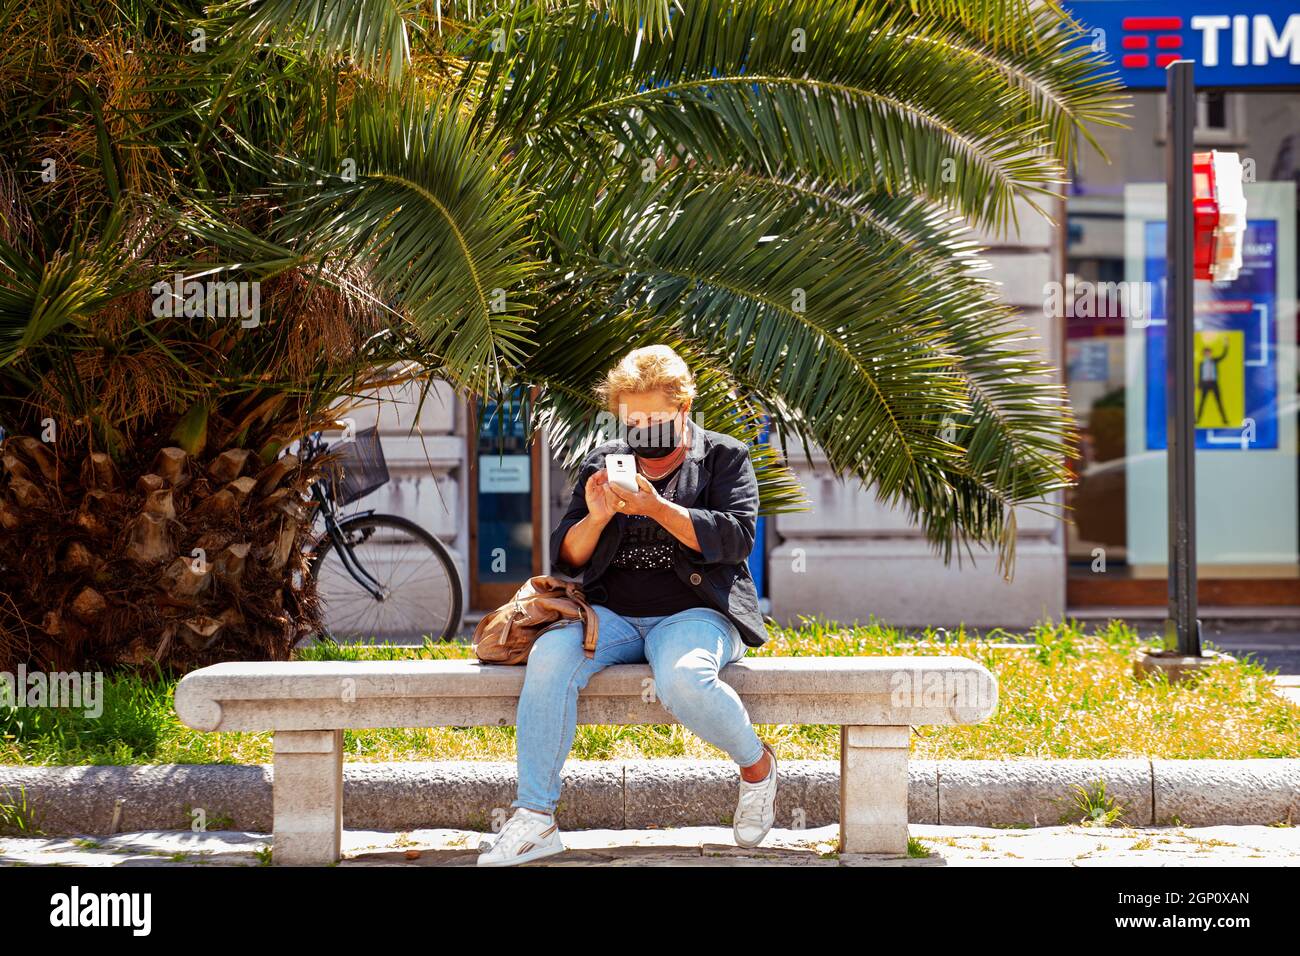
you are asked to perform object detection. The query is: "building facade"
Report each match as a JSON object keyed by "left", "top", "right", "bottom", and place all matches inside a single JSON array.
[{"left": 346, "top": 1, "right": 1299, "bottom": 634}]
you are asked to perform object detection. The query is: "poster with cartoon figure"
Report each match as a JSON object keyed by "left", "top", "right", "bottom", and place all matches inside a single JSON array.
[{"left": 1193, "top": 330, "right": 1244, "bottom": 429}]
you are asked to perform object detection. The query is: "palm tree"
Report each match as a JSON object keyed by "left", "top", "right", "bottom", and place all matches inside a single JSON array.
[{"left": 0, "top": 0, "right": 1127, "bottom": 672}]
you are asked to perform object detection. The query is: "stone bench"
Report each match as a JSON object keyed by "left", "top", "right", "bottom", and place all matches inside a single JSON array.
[{"left": 173, "top": 656, "right": 997, "bottom": 864}]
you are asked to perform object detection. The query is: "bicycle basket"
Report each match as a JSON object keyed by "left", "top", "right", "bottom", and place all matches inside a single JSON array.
[{"left": 320, "top": 426, "right": 390, "bottom": 505}]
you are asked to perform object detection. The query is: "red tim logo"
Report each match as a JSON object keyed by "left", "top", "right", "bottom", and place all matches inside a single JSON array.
[{"left": 1121, "top": 16, "right": 1185, "bottom": 68}]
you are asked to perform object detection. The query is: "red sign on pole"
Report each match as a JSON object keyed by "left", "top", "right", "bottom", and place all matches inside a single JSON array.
[{"left": 1191, "top": 150, "right": 1247, "bottom": 282}]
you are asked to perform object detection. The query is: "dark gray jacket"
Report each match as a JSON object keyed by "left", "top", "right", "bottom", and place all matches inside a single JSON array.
[{"left": 549, "top": 423, "right": 769, "bottom": 647}]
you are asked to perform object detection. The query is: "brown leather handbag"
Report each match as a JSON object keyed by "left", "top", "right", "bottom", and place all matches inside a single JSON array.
[{"left": 471, "top": 574, "right": 599, "bottom": 664}]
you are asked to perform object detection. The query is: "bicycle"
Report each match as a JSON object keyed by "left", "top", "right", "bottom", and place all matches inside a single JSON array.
[{"left": 300, "top": 427, "right": 463, "bottom": 643}]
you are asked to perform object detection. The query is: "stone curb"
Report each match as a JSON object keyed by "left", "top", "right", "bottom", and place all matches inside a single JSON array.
[{"left": 1, "top": 759, "right": 1297, "bottom": 836}]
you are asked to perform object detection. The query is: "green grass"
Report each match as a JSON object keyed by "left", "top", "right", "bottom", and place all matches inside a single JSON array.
[
  {"left": 1063, "top": 778, "right": 1128, "bottom": 827},
  {"left": 0, "top": 617, "right": 1296, "bottom": 768},
  {"left": 0, "top": 786, "right": 43, "bottom": 836},
  {"left": 906, "top": 837, "right": 933, "bottom": 858}
]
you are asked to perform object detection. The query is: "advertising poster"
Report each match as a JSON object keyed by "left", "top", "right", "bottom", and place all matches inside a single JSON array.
[
  {"left": 1123, "top": 181, "right": 1296, "bottom": 571},
  {"left": 1142, "top": 219, "right": 1279, "bottom": 450}
]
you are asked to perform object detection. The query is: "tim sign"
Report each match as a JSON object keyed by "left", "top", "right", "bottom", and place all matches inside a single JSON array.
[{"left": 1064, "top": 1, "right": 1300, "bottom": 87}]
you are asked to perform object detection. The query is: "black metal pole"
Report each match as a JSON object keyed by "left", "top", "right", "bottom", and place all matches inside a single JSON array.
[{"left": 1164, "top": 60, "right": 1202, "bottom": 657}]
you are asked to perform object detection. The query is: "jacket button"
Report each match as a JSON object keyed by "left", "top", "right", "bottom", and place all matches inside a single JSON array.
[{"left": 689, "top": 572, "right": 702, "bottom": 585}]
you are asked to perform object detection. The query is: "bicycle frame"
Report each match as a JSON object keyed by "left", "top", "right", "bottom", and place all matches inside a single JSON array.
[{"left": 310, "top": 481, "right": 390, "bottom": 602}]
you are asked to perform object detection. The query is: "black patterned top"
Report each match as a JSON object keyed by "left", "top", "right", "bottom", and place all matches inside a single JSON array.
[{"left": 590, "top": 466, "right": 701, "bottom": 617}]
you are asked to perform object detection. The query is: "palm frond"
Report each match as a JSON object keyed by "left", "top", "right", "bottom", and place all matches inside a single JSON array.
[
  {"left": 274, "top": 81, "right": 542, "bottom": 399},
  {"left": 207, "top": 0, "right": 417, "bottom": 81}
]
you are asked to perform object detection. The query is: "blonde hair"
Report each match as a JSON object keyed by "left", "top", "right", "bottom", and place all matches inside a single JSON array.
[{"left": 595, "top": 345, "right": 697, "bottom": 415}]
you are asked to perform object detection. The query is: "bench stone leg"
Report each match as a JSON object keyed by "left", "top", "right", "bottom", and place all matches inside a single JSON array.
[
  {"left": 273, "top": 729, "right": 343, "bottom": 866},
  {"left": 839, "top": 725, "right": 910, "bottom": 855}
]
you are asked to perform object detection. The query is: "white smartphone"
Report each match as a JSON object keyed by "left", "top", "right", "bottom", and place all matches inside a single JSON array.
[{"left": 604, "top": 454, "right": 639, "bottom": 494}]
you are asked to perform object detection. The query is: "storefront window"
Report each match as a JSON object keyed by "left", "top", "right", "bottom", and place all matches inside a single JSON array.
[{"left": 1065, "top": 90, "right": 1299, "bottom": 603}]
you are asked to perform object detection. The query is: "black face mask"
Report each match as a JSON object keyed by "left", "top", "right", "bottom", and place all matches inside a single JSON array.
[{"left": 625, "top": 416, "right": 680, "bottom": 458}]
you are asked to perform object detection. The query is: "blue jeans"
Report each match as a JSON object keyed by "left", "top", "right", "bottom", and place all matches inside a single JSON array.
[{"left": 511, "top": 603, "right": 762, "bottom": 815}]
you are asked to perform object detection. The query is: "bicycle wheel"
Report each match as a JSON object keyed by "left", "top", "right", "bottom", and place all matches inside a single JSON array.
[{"left": 309, "top": 514, "right": 463, "bottom": 643}]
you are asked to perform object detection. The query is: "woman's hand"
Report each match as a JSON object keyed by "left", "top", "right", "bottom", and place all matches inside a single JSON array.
[
  {"left": 606, "top": 473, "right": 665, "bottom": 518},
  {"left": 584, "top": 468, "right": 621, "bottom": 524},
  {"left": 558, "top": 468, "right": 622, "bottom": 570}
]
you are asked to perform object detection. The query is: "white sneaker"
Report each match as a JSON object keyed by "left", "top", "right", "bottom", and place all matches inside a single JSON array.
[
  {"left": 476, "top": 807, "right": 565, "bottom": 867},
  {"left": 733, "top": 742, "right": 778, "bottom": 848}
]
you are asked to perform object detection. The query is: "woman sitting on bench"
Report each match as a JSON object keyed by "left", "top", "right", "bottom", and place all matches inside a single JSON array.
[{"left": 479, "top": 344, "right": 777, "bottom": 866}]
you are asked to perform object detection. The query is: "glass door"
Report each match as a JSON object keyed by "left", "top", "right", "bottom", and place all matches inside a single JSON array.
[{"left": 468, "top": 388, "right": 543, "bottom": 609}]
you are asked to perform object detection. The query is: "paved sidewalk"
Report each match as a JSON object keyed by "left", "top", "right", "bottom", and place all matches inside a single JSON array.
[{"left": 2, "top": 823, "right": 1297, "bottom": 866}]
